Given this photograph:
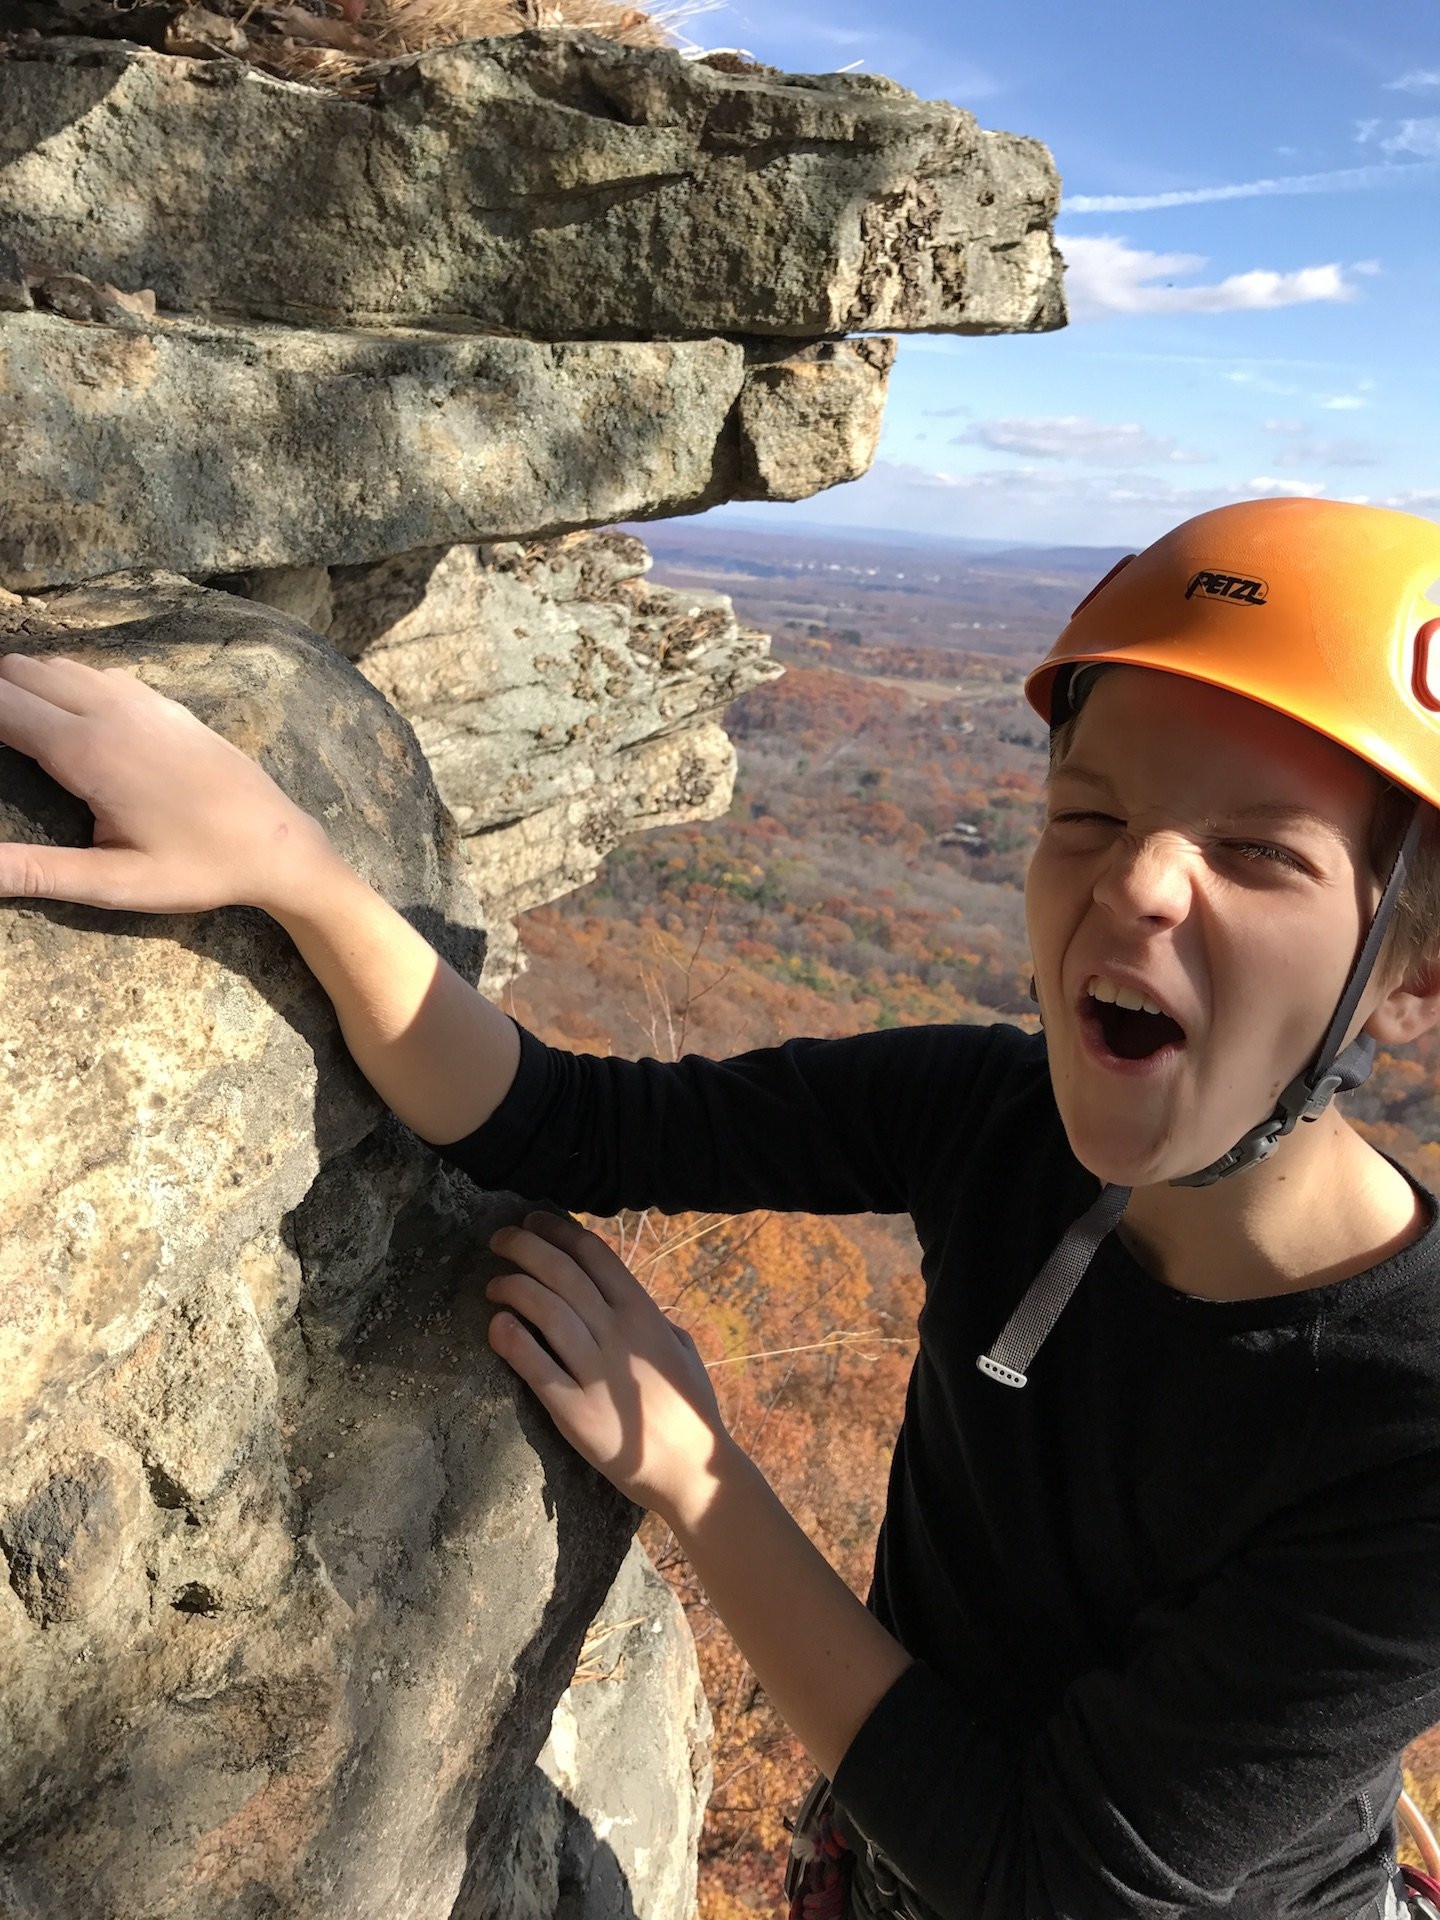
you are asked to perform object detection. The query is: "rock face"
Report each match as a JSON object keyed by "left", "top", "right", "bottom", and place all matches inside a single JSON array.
[
  {"left": 0, "top": 577, "right": 640, "bottom": 1920},
  {"left": 0, "top": 312, "right": 892, "bottom": 591},
  {"left": 0, "top": 32, "right": 1064, "bottom": 340},
  {"left": 495, "top": 1542, "right": 714, "bottom": 1920},
  {"left": 313, "top": 530, "right": 779, "bottom": 981}
]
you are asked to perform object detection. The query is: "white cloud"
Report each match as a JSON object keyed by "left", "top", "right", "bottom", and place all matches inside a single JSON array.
[
  {"left": 1227, "top": 368, "right": 1300, "bottom": 397},
  {"left": 1319, "top": 378, "right": 1375, "bottom": 410},
  {"left": 1065, "top": 160, "right": 1438, "bottom": 213},
  {"left": 718, "top": 460, "right": 1440, "bottom": 548},
  {"left": 850, "top": 463, "right": 1344, "bottom": 534},
  {"left": 1227, "top": 372, "right": 1375, "bottom": 410},
  {"left": 956, "top": 415, "right": 1195, "bottom": 464},
  {"left": 860, "top": 461, "right": 1331, "bottom": 512},
  {"left": 1260, "top": 421, "right": 1379, "bottom": 467},
  {"left": 1245, "top": 476, "right": 1328, "bottom": 497},
  {"left": 1383, "top": 117, "right": 1440, "bottom": 158},
  {"left": 1386, "top": 70, "right": 1440, "bottom": 92},
  {"left": 1059, "top": 235, "right": 1364, "bottom": 321},
  {"left": 1355, "top": 118, "right": 1383, "bottom": 144}
]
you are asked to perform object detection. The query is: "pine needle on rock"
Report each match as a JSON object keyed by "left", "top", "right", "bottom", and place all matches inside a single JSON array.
[{"left": 1, "top": 0, "right": 737, "bottom": 90}]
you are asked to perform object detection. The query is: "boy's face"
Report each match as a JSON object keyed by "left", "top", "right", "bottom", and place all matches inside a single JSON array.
[{"left": 1025, "top": 665, "right": 1384, "bottom": 1187}]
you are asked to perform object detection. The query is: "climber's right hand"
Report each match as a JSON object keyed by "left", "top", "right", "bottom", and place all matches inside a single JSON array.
[{"left": 0, "top": 651, "right": 339, "bottom": 916}]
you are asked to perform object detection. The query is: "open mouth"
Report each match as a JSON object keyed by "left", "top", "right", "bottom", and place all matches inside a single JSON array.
[{"left": 1083, "top": 980, "right": 1186, "bottom": 1063}]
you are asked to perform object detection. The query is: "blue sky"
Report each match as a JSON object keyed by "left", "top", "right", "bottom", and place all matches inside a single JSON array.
[{"left": 684, "top": 0, "right": 1440, "bottom": 547}]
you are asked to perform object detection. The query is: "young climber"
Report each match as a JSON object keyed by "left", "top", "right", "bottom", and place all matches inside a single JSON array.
[{"left": 4, "top": 496, "right": 1440, "bottom": 1919}]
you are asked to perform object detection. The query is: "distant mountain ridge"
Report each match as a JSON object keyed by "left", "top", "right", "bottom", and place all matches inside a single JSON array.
[
  {"left": 626, "top": 518, "right": 1132, "bottom": 661},
  {"left": 631, "top": 518, "right": 1132, "bottom": 582}
]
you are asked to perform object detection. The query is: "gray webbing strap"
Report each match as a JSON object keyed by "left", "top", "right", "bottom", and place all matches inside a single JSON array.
[
  {"left": 1310, "top": 802, "right": 1424, "bottom": 1082},
  {"left": 976, "top": 1183, "right": 1131, "bottom": 1388}
]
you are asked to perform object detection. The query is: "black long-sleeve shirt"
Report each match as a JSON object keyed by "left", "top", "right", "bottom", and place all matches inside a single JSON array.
[{"left": 432, "top": 1019, "right": 1440, "bottom": 1919}]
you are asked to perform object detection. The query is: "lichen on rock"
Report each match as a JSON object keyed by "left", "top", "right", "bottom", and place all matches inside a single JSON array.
[{"left": 313, "top": 530, "right": 780, "bottom": 981}]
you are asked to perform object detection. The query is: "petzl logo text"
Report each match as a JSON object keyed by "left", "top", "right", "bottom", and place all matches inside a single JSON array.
[{"left": 1185, "top": 570, "right": 1268, "bottom": 606}]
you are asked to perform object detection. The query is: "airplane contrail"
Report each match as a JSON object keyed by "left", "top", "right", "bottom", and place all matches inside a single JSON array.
[{"left": 1067, "top": 161, "right": 1439, "bottom": 213}]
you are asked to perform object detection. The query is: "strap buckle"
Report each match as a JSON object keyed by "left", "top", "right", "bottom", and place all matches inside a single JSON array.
[{"left": 975, "top": 1355, "right": 1027, "bottom": 1389}]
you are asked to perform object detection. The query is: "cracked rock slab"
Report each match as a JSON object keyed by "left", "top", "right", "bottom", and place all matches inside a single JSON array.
[
  {"left": 0, "top": 32, "right": 1064, "bottom": 339},
  {"left": 317, "top": 530, "right": 780, "bottom": 980},
  {"left": 0, "top": 309, "right": 891, "bottom": 590}
]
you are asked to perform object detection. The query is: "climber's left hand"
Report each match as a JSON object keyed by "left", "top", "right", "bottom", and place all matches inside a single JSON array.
[{"left": 485, "top": 1212, "right": 734, "bottom": 1529}]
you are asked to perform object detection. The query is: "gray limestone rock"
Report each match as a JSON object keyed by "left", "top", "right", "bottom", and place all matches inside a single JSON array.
[
  {"left": 233, "top": 564, "right": 336, "bottom": 635},
  {"left": 321, "top": 530, "right": 780, "bottom": 981},
  {"left": 0, "top": 242, "right": 31, "bottom": 311},
  {"left": 0, "top": 308, "right": 891, "bottom": 591},
  {"left": 739, "top": 335, "right": 898, "bottom": 501},
  {"left": 0, "top": 12, "right": 1076, "bottom": 1914},
  {"left": 0, "top": 32, "right": 1065, "bottom": 340},
  {"left": 2, "top": 1445, "right": 141, "bottom": 1626},
  {"left": 32, "top": 268, "right": 153, "bottom": 327},
  {"left": 487, "top": 1541, "right": 713, "bottom": 1920},
  {"left": 0, "top": 574, "right": 640, "bottom": 1918}
]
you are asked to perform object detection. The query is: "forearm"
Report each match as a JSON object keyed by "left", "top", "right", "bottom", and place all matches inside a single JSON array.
[
  {"left": 665, "top": 1439, "right": 912, "bottom": 1782},
  {"left": 265, "top": 845, "right": 519, "bottom": 1146}
]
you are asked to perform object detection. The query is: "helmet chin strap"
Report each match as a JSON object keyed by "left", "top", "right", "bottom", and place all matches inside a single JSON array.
[{"left": 978, "top": 799, "right": 1424, "bottom": 1388}]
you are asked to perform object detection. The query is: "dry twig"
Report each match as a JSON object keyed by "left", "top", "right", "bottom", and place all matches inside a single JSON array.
[{"left": 571, "top": 1611, "right": 646, "bottom": 1683}]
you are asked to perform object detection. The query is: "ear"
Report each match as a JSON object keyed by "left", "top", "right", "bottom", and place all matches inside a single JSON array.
[{"left": 1363, "top": 956, "right": 1440, "bottom": 1046}]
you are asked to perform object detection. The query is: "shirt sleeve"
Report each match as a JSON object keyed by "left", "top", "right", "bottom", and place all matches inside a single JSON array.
[
  {"left": 831, "top": 1457, "right": 1440, "bottom": 1918},
  {"left": 429, "top": 1018, "right": 1022, "bottom": 1219}
]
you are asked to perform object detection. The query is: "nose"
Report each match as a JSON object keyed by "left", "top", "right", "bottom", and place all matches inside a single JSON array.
[{"left": 1091, "top": 830, "right": 1195, "bottom": 927}]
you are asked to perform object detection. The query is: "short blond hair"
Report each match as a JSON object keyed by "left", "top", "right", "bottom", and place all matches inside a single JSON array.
[{"left": 1368, "top": 785, "right": 1440, "bottom": 982}]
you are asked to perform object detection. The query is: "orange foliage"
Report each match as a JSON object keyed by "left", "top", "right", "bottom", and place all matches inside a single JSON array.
[
  {"left": 513, "top": 915, "right": 924, "bottom": 1915},
  {"left": 508, "top": 900, "right": 1019, "bottom": 1060},
  {"left": 593, "top": 1203, "right": 917, "bottom": 1916}
]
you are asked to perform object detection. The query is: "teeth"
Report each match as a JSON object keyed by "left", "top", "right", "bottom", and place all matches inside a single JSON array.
[{"left": 1089, "top": 978, "right": 1166, "bottom": 1017}]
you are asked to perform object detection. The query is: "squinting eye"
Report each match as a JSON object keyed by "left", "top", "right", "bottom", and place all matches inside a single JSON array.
[
  {"left": 1043, "top": 811, "right": 1125, "bottom": 856},
  {"left": 1223, "top": 840, "right": 1304, "bottom": 871}
]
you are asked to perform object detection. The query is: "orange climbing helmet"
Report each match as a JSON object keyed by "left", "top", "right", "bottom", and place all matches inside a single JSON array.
[{"left": 1025, "top": 496, "right": 1440, "bottom": 809}]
